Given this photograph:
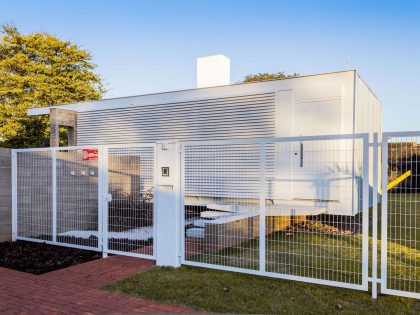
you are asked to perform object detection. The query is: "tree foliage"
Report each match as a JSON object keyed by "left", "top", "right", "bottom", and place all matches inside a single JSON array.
[
  {"left": 243, "top": 71, "right": 299, "bottom": 83},
  {"left": 0, "top": 24, "right": 105, "bottom": 148}
]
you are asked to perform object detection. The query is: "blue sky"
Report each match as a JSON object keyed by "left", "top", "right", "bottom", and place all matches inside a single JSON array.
[{"left": 1, "top": 0, "right": 419, "bottom": 131}]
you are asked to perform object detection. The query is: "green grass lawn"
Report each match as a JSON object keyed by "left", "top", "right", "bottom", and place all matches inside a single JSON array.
[
  {"left": 188, "top": 230, "right": 366, "bottom": 285},
  {"left": 382, "top": 193, "right": 420, "bottom": 292},
  {"left": 104, "top": 193, "right": 419, "bottom": 314},
  {"left": 104, "top": 228, "right": 419, "bottom": 314},
  {"left": 386, "top": 193, "right": 420, "bottom": 247},
  {"left": 104, "top": 266, "right": 420, "bottom": 314}
]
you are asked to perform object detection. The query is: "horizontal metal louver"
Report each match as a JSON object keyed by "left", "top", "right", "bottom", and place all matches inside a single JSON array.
[
  {"left": 184, "top": 144, "right": 261, "bottom": 199},
  {"left": 77, "top": 93, "right": 276, "bottom": 145}
]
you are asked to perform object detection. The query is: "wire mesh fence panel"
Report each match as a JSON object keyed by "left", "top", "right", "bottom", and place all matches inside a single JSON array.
[
  {"left": 182, "top": 135, "right": 368, "bottom": 290},
  {"left": 16, "top": 151, "right": 52, "bottom": 241},
  {"left": 265, "top": 138, "right": 366, "bottom": 287},
  {"left": 55, "top": 149, "right": 99, "bottom": 249},
  {"left": 382, "top": 135, "right": 420, "bottom": 298},
  {"left": 107, "top": 146, "right": 155, "bottom": 257},
  {"left": 183, "top": 143, "right": 261, "bottom": 271}
]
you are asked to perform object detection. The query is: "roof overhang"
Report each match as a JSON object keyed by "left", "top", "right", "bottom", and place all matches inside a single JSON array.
[{"left": 27, "top": 70, "right": 357, "bottom": 116}]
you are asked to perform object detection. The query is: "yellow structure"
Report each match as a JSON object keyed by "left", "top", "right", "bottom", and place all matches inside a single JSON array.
[{"left": 387, "top": 170, "right": 412, "bottom": 191}]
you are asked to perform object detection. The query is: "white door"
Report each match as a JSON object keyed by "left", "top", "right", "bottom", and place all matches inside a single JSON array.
[{"left": 291, "top": 97, "right": 342, "bottom": 203}]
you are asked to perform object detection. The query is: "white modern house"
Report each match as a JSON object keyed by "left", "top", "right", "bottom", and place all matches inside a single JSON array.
[{"left": 28, "top": 55, "right": 382, "bottom": 217}]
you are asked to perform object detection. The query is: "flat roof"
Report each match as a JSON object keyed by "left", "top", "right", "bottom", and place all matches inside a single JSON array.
[{"left": 28, "top": 69, "right": 362, "bottom": 116}]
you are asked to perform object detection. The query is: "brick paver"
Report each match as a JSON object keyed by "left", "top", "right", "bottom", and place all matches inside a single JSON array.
[{"left": 0, "top": 256, "right": 200, "bottom": 314}]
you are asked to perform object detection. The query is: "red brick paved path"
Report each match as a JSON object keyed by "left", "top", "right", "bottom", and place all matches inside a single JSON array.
[{"left": 0, "top": 255, "right": 200, "bottom": 314}]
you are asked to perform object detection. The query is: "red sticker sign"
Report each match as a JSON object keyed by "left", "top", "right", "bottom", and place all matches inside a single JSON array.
[{"left": 82, "top": 149, "right": 98, "bottom": 160}]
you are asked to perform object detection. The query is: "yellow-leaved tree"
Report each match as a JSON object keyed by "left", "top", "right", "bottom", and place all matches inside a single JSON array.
[{"left": 0, "top": 24, "right": 105, "bottom": 148}]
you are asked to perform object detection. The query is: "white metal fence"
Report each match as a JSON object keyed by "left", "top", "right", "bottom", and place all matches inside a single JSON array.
[
  {"left": 10, "top": 133, "right": 420, "bottom": 300},
  {"left": 381, "top": 132, "right": 420, "bottom": 299},
  {"left": 181, "top": 134, "right": 369, "bottom": 290},
  {"left": 12, "top": 144, "right": 156, "bottom": 259}
]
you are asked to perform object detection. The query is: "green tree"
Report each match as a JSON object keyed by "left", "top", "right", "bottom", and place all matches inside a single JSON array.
[
  {"left": 0, "top": 24, "right": 105, "bottom": 148},
  {"left": 243, "top": 71, "right": 299, "bottom": 83}
]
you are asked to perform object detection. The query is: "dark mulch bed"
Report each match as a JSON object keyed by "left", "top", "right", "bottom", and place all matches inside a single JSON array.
[{"left": 0, "top": 240, "right": 101, "bottom": 275}]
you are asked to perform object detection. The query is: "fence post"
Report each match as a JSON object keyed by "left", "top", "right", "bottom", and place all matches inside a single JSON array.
[
  {"left": 154, "top": 143, "right": 159, "bottom": 260},
  {"left": 372, "top": 133, "right": 379, "bottom": 298},
  {"left": 380, "top": 135, "right": 389, "bottom": 294},
  {"left": 179, "top": 144, "right": 185, "bottom": 265},
  {"left": 52, "top": 149, "right": 57, "bottom": 243},
  {"left": 11, "top": 150, "right": 17, "bottom": 241},
  {"left": 97, "top": 146, "right": 102, "bottom": 255},
  {"left": 259, "top": 142, "right": 266, "bottom": 273},
  {"left": 100, "top": 146, "right": 109, "bottom": 258},
  {"left": 362, "top": 135, "right": 369, "bottom": 290}
]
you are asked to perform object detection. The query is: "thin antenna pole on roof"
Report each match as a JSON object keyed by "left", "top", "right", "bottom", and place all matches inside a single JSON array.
[{"left": 347, "top": 54, "right": 351, "bottom": 69}]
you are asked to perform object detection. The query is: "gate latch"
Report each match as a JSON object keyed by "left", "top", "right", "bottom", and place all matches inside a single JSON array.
[{"left": 105, "top": 193, "right": 113, "bottom": 202}]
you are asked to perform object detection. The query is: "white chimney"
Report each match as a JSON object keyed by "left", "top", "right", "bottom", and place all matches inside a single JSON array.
[{"left": 197, "top": 54, "right": 230, "bottom": 88}]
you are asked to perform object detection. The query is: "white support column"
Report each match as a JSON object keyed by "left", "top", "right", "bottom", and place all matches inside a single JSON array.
[
  {"left": 52, "top": 150, "right": 57, "bottom": 243},
  {"left": 155, "top": 142, "right": 181, "bottom": 267},
  {"left": 372, "top": 133, "right": 379, "bottom": 298},
  {"left": 259, "top": 143, "right": 266, "bottom": 273},
  {"left": 11, "top": 151, "right": 17, "bottom": 241}
]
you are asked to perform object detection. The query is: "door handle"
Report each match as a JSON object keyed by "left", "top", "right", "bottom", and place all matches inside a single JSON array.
[{"left": 300, "top": 142, "right": 303, "bottom": 167}]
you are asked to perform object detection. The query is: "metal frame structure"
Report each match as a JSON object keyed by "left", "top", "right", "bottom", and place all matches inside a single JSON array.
[
  {"left": 12, "top": 144, "right": 157, "bottom": 260},
  {"left": 380, "top": 131, "right": 420, "bottom": 299},
  {"left": 103, "top": 144, "right": 158, "bottom": 259},
  {"left": 180, "top": 133, "right": 370, "bottom": 291}
]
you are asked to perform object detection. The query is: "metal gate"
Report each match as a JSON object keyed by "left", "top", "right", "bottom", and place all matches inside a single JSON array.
[
  {"left": 181, "top": 134, "right": 370, "bottom": 291},
  {"left": 103, "top": 144, "right": 157, "bottom": 259},
  {"left": 381, "top": 132, "right": 420, "bottom": 299},
  {"left": 12, "top": 144, "right": 156, "bottom": 259}
]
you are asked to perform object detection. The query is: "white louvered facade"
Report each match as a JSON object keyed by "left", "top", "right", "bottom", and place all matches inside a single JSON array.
[{"left": 77, "top": 93, "right": 277, "bottom": 145}]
